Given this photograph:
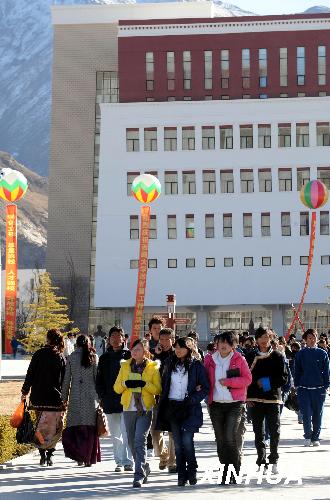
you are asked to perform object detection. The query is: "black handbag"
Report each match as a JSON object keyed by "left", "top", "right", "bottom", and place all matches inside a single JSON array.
[
  {"left": 165, "top": 399, "right": 189, "bottom": 422},
  {"left": 16, "top": 403, "right": 36, "bottom": 444},
  {"left": 284, "top": 389, "right": 299, "bottom": 412}
]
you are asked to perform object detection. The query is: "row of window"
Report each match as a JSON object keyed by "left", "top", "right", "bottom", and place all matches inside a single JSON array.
[
  {"left": 145, "top": 91, "right": 328, "bottom": 101},
  {"left": 145, "top": 46, "right": 327, "bottom": 91},
  {"left": 129, "top": 211, "right": 330, "bottom": 239},
  {"left": 126, "top": 123, "right": 330, "bottom": 152},
  {"left": 127, "top": 168, "right": 330, "bottom": 196},
  {"left": 130, "top": 255, "right": 330, "bottom": 269}
]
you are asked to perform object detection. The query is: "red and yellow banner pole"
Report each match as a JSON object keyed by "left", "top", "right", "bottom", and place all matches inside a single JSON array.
[
  {"left": 286, "top": 211, "right": 316, "bottom": 339},
  {"left": 130, "top": 206, "right": 150, "bottom": 348},
  {"left": 4, "top": 204, "right": 18, "bottom": 354}
]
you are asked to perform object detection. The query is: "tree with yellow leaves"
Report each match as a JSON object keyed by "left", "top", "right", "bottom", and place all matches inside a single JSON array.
[{"left": 22, "top": 271, "right": 79, "bottom": 353}]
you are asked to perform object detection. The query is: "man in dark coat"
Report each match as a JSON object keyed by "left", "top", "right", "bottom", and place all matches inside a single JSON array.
[
  {"left": 96, "top": 326, "right": 132, "bottom": 472},
  {"left": 246, "top": 327, "right": 287, "bottom": 474}
]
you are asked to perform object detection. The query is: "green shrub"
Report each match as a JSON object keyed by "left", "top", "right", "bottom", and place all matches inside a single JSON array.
[{"left": 0, "top": 416, "right": 34, "bottom": 464}]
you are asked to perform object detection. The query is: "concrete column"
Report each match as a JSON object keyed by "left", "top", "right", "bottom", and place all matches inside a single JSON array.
[
  {"left": 122, "top": 309, "right": 133, "bottom": 337},
  {"left": 196, "top": 308, "right": 209, "bottom": 342},
  {"left": 271, "top": 305, "right": 285, "bottom": 336}
]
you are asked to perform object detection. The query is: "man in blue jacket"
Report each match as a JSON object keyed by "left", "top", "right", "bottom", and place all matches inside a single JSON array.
[
  {"left": 96, "top": 326, "right": 133, "bottom": 471},
  {"left": 294, "top": 329, "right": 330, "bottom": 447}
]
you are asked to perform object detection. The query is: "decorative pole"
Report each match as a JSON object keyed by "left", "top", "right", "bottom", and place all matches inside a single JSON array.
[
  {"left": 0, "top": 168, "right": 28, "bottom": 354},
  {"left": 286, "top": 180, "right": 328, "bottom": 339},
  {"left": 130, "top": 174, "right": 161, "bottom": 348}
]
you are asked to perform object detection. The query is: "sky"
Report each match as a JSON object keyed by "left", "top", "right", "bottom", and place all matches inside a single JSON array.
[{"left": 230, "top": 0, "right": 330, "bottom": 15}]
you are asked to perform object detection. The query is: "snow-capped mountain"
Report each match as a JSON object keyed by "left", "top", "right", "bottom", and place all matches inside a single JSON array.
[
  {"left": 0, "top": 0, "right": 254, "bottom": 177},
  {"left": 304, "top": 6, "right": 330, "bottom": 13}
]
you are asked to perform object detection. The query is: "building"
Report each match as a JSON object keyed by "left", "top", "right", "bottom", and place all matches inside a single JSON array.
[{"left": 48, "top": 2, "right": 330, "bottom": 340}]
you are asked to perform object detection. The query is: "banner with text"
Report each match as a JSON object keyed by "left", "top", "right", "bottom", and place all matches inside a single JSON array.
[
  {"left": 5, "top": 204, "right": 18, "bottom": 353},
  {"left": 131, "top": 205, "right": 150, "bottom": 347}
]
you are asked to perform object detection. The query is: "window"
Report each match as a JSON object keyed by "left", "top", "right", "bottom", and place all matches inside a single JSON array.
[
  {"left": 259, "top": 94, "right": 268, "bottom": 99},
  {"left": 183, "top": 171, "right": 196, "bottom": 194},
  {"left": 278, "top": 169, "right": 292, "bottom": 191},
  {"left": 318, "top": 46, "right": 326, "bottom": 85},
  {"left": 220, "top": 126, "right": 233, "bottom": 149},
  {"left": 320, "top": 211, "right": 329, "bottom": 235},
  {"left": 130, "top": 259, "right": 138, "bottom": 269},
  {"left": 262, "top": 257, "right": 271, "bottom": 266},
  {"left": 149, "top": 215, "right": 157, "bottom": 239},
  {"left": 282, "top": 256, "right": 291, "bottom": 266},
  {"left": 221, "top": 49, "right": 230, "bottom": 88},
  {"left": 281, "top": 212, "right": 291, "bottom": 236},
  {"left": 127, "top": 172, "right": 139, "bottom": 196},
  {"left": 168, "top": 259, "right": 177, "bottom": 268},
  {"left": 242, "top": 49, "right": 250, "bottom": 88},
  {"left": 144, "top": 128, "right": 157, "bottom": 151},
  {"left": 183, "top": 51, "right": 191, "bottom": 90},
  {"left": 258, "top": 169, "right": 272, "bottom": 192},
  {"left": 165, "top": 171, "right": 178, "bottom": 194},
  {"left": 224, "top": 257, "right": 233, "bottom": 267},
  {"left": 296, "top": 124, "right": 309, "bottom": 147},
  {"left": 297, "top": 47, "right": 305, "bottom": 85},
  {"left": 244, "top": 257, "right": 253, "bottom": 266},
  {"left": 259, "top": 48, "right": 267, "bottom": 87},
  {"left": 130, "top": 215, "right": 139, "bottom": 239},
  {"left": 242, "top": 94, "right": 250, "bottom": 99},
  {"left": 205, "top": 95, "right": 213, "bottom": 100},
  {"left": 221, "top": 95, "right": 230, "bottom": 100},
  {"left": 280, "top": 93, "right": 288, "bottom": 98},
  {"left": 167, "top": 215, "right": 177, "bottom": 239},
  {"left": 204, "top": 50, "right": 213, "bottom": 90},
  {"left": 185, "top": 214, "right": 194, "bottom": 238},
  {"left": 205, "top": 214, "right": 215, "bottom": 238},
  {"left": 183, "top": 96, "right": 192, "bottom": 101},
  {"left": 258, "top": 125, "right": 271, "bottom": 148},
  {"left": 297, "top": 168, "right": 310, "bottom": 190},
  {"left": 280, "top": 48, "right": 288, "bottom": 86},
  {"left": 206, "top": 258, "right": 215, "bottom": 267},
  {"left": 146, "top": 97, "right": 154, "bottom": 102},
  {"left": 240, "top": 125, "right": 253, "bottom": 149},
  {"left": 317, "top": 123, "right": 330, "bottom": 146},
  {"left": 186, "top": 258, "right": 195, "bottom": 268},
  {"left": 202, "top": 127, "right": 215, "bottom": 149},
  {"left": 126, "top": 129, "right": 139, "bottom": 151},
  {"left": 167, "top": 51, "right": 175, "bottom": 91},
  {"left": 241, "top": 170, "right": 254, "bottom": 193},
  {"left": 146, "top": 52, "right": 154, "bottom": 90},
  {"left": 148, "top": 259, "right": 157, "bottom": 268},
  {"left": 300, "top": 212, "right": 309, "bottom": 236},
  {"left": 164, "top": 127, "right": 177, "bottom": 151},
  {"left": 317, "top": 167, "right": 330, "bottom": 189},
  {"left": 243, "top": 213, "right": 252, "bottom": 237},
  {"left": 167, "top": 97, "right": 175, "bottom": 101},
  {"left": 220, "top": 170, "right": 234, "bottom": 193},
  {"left": 321, "top": 255, "right": 330, "bottom": 265},
  {"left": 297, "top": 92, "right": 306, "bottom": 97},
  {"left": 319, "top": 91, "right": 327, "bottom": 96},
  {"left": 203, "top": 171, "right": 216, "bottom": 194},
  {"left": 300, "top": 256, "right": 308, "bottom": 265},
  {"left": 182, "top": 127, "right": 195, "bottom": 150},
  {"left": 278, "top": 124, "right": 291, "bottom": 147},
  {"left": 223, "top": 213, "right": 232, "bottom": 237},
  {"left": 261, "top": 213, "right": 270, "bottom": 236}
]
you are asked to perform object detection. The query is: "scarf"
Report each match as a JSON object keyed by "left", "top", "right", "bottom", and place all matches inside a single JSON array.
[{"left": 131, "top": 359, "right": 147, "bottom": 416}]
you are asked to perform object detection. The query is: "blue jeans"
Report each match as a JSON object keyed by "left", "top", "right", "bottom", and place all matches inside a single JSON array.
[
  {"left": 123, "top": 410, "right": 152, "bottom": 481},
  {"left": 107, "top": 413, "right": 132, "bottom": 467},
  {"left": 297, "top": 387, "right": 326, "bottom": 441},
  {"left": 170, "top": 420, "right": 197, "bottom": 481}
]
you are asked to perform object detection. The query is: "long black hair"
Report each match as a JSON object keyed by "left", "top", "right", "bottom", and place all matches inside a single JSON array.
[
  {"left": 171, "top": 336, "right": 194, "bottom": 373},
  {"left": 76, "top": 334, "right": 96, "bottom": 368},
  {"left": 47, "top": 329, "right": 64, "bottom": 353}
]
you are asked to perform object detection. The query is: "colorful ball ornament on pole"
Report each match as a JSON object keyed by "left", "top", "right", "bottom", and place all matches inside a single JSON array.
[
  {"left": 300, "top": 180, "right": 328, "bottom": 209},
  {"left": 131, "top": 174, "right": 161, "bottom": 204},
  {"left": 0, "top": 168, "right": 28, "bottom": 202}
]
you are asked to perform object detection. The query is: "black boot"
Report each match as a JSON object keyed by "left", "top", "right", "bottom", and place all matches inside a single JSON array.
[
  {"left": 39, "top": 449, "right": 46, "bottom": 466},
  {"left": 46, "top": 449, "right": 54, "bottom": 466}
]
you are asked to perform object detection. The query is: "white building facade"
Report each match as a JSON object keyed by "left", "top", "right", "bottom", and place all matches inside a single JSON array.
[{"left": 95, "top": 98, "right": 330, "bottom": 338}]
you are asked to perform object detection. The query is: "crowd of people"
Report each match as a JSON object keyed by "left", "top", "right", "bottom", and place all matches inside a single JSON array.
[{"left": 21, "top": 317, "right": 330, "bottom": 488}]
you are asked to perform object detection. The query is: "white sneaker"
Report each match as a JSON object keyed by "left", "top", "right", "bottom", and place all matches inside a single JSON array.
[
  {"left": 304, "top": 439, "right": 311, "bottom": 447},
  {"left": 265, "top": 439, "right": 270, "bottom": 447},
  {"left": 312, "top": 440, "right": 320, "bottom": 447},
  {"left": 271, "top": 464, "right": 279, "bottom": 475}
]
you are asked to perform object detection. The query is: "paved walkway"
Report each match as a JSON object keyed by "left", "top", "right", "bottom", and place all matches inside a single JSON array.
[{"left": 1, "top": 400, "right": 330, "bottom": 499}]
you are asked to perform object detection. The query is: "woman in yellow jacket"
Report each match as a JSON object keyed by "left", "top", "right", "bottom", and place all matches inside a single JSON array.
[{"left": 114, "top": 338, "right": 161, "bottom": 488}]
